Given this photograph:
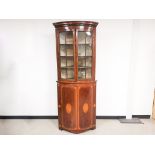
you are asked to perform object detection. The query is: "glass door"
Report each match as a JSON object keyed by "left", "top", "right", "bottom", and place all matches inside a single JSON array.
[
  {"left": 59, "top": 31, "right": 74, "bottom": 80},
  {"left": 78, "top": 31, "right": 93, "bottom": 80}
]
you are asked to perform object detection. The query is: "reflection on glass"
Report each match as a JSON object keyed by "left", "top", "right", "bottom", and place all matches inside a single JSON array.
[
  {"left": 60, "top": 45, "right": 66, "bottom": 56},
  {"left": 78, "top": 45, "right": 85, "bottom": 56},
  {"left": 78, "top": 68, "right": 86, "bottom": 79},
  {"left": 66, "top": 45, "right": 73, "bottom": 56},
  {"left": 86, "top": 68, "right": 91, "bottom": 79},
  {"left": 66, "top": 32, "right": 73, "bottom": 44},
  {"left": 78, "top": 57, "right": 85, "bottom": 67},
  {"left": 78, "top": 57, "right": 92, "bottom": 67},
  {"left": 60, "top": 31, "right": 73, "bottom": 44},
  {"left": 60, "top": 32, "right": 65, "bottom": 44},
  {"left": 78, "top": 32, "right": 85, "bottom": 44},
  {"left": 61, "top": 69, "right": 67, "bottom": 79},
  {"left": 78, "top": 44, "right": 92, "bottom": 56},
  {"left": 86, "top": 44, "right": 92, "bottom": 56},
  {"left": 60, "top": 45, "right": 73, "bottom": 56},
  {"left": 67, "top": 57, "right": 74, "bottom": 67},
  {"left": 86, "top": 32, "right": 92, "bottom": 44},
  {"left": 86, "top": 57, "right": 92, "bottom": 67},
  {"left": 67, "top": 69, "right": 74, "bottom": 79},
  {"left": 61, "top": 57, "right": 66, "bottom": 67}
]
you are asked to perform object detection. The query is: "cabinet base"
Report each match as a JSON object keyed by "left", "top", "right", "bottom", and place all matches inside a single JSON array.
[{"left": 59, "top": 126, "right": 96, "bottom": 134}]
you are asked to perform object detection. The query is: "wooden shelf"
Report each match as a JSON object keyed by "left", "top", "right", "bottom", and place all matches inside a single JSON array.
[
  {"left": 60, "top": 44, "right": 73, "bottom": 45},
  {"left": 60, "top": 56, "right": 74, "bottom": 57},
  {"left": 78, "top": 66, "right": 92, "bottom": 68},
  {"left": 78, "top": 44, "right": 92, "bottom": 45},
  {"left": 78, "top": 56, "right": 92, "bottom": 57},
  {"left": 61, "top": 67, "right": 74, "bottom": 69}
]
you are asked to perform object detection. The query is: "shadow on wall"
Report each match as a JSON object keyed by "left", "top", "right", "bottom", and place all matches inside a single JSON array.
[{"left": 0, "top": 41, "right": 16, "bottom": 115}]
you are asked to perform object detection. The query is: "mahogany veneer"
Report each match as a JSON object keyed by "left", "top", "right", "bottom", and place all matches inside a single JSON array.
[{"left": 53, "top": 21, "right": 98, "bottom": 133}]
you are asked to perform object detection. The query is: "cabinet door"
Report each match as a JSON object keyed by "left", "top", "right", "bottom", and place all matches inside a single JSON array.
[
  {"left": 79, "top": 85, "right": 93, "bottom": 129},
  {"left": 61, "top": 86, "right": 77, "bottom": 130},
  {"left": 77, "top": 31, "right": 93, "bottom": 80},
  {"left": 59, "top": 31, "right": 75, "bottom": 80}
]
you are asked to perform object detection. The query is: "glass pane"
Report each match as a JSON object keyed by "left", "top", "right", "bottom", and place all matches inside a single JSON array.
[
  {"left": 78, "top": 45, "right": 85, "bottom": 56},
  {"left": 78, "top": 57, "right": 85, "bottom": 67},
  {"left": 86, "top": 68, "right": 91, "bottom": 79},
  {"left": 78, "top": 32, "right": 85, "bottom": 44},
  {"left": 60, "top": 45, "right": 66, "bottom": 56},
  {"left": 86, "top": 44, "right": 92, "bottom": 56},
  {"left": 67, "top": 57, "right": 74, "bottom": 67},
  {"left": 86, "top": 57, "right": 92, "bottom": 67},
  {"left": 61, "top": 57, "right": 66, "bottom": 67},
  {"left": 78, "top": 68, "right": 86, "bottom": 79},
  {"left": 60, "top": 32, "right": 65, "bottom": 44},
  {"left": 66, "top": 32, "right": 73, "bottom": 44},
  {"left": 67, "top": 68, "right": 74, "bottom": 79},
  {"left": 60, "top": 45, "right": 73, "bottom": 56},
  {"left": 66, "top": 45, "right": 74, "bottom": 56},
  {"left": 61, "top": 68, "right": 67, "bottom": 79},
  {"left": 86, "top": 32, "right": 92, "bottom": 44}
]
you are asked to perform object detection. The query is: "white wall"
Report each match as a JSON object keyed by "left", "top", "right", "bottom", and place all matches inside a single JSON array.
[
  {"left": 0, "top": 19, "right": 154, "bottom": 116},
  {"left": 0, "top": 20, "right": 57, "bottom": 115},
  {"left": 131, "top": 20, "right": 155, "bottom": 115},
  {"left": 96, "top": 20, "right": 133, "bottom": 116}
]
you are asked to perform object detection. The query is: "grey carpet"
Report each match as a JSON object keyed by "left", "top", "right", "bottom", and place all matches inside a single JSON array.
[{"left": 119, "top": 118, "right": 144, "bottom": 124}]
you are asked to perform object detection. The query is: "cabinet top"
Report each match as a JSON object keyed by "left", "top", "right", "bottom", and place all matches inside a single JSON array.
[{"left": 53, "top": 21, "right": 98, "bottom": 28}]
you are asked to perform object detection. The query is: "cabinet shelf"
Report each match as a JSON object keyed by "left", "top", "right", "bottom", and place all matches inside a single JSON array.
[
  {"left": 60, "top": 43, "right": 92, "bottom": 45},
  {"left": 60, "top": 43, "right": 73, "bottom": 45},
  {"left": 78, "top": 43, "right": 91, "bottom": 45},
  {"left": 60, "top": 55, "right": 74, "bottom": 58},
  {"left": 78, "top": 66, "right": 92, "bottom": 68},
  {"left": 61, "top": 67, "right": 74, "bottom": 68},
  {"left": 78, "top": 56, "right": 92, "bottom": 57}
]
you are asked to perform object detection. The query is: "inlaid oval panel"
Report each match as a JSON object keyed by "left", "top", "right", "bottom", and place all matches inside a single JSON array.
[
  {"left": 66, "top": 103, "right": 72, "bottom": 114},
  {"left": 83, "top": 103, "right": 89, "bottom": 113}
]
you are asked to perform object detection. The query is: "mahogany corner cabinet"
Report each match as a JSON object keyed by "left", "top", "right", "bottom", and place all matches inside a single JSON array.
[{"left": 53, "top": 21, "right": 98, "bottom": 133}]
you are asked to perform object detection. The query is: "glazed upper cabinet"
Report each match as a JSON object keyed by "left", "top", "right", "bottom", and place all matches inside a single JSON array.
[
  {"left": 59, "top": 31, "right": 75, "bottom": 80},
  {"left": 53, "top": 21, "right": 98, "bottom": 133},
  {"left": 78, "top": 31, "right": 93, "bottom": 80},
  {"left": 57, "top": 24, "right": 96, "bottom": 81}
]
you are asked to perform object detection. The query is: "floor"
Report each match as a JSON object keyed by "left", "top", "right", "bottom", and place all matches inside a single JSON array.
[{"left": 0, "top": 119, "right": 155, "bottom": 135}]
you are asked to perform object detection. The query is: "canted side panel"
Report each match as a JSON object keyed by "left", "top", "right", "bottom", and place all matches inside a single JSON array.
[
  {"left": 57, "top": 84, "right": 62, "bottom": 129},
  {"left": 93, "top": 84, "right": 96, "bottom": 126},
  {"left": 61, "top": 86, "right": 77, "bottom": 130},
  {"left": 79, "top": 85, "right": 93, "bottom": 129}
]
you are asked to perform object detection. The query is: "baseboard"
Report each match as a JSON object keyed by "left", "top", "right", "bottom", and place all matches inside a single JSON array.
[
  {"left": 0, "top": 116, "right": 58, "bottom": 119},
  {"left": 97, "top": 115, "right": 150, "bottom": 119},
  {"left": 132, "top": 115, "right": 150, "bottom": 119},
  {"left": 96, "top": 116, "right": 126, "bottom": 119},
  {"left": 0, "top": 115, "right": 150, "bottom": 119}
]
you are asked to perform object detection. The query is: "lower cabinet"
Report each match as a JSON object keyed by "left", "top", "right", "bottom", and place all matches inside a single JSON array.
[{"left": 57, "top": 82, "right": 96, "bottom": 133}]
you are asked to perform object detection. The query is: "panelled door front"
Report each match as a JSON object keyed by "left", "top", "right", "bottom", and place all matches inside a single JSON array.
[
  {"left": 61, "top": 86, "right": 77, "bottom": 130},
  {"left": 78, "top": 85, "right": 93, "bottom": 129}
]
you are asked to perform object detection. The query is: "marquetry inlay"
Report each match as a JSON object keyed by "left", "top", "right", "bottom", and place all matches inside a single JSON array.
[
  {"left": 83, "top": 103, "right": 89, "bottom": 113},
  {"left": 66, "top": 103, "right": 72, "bottom": 114}
]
